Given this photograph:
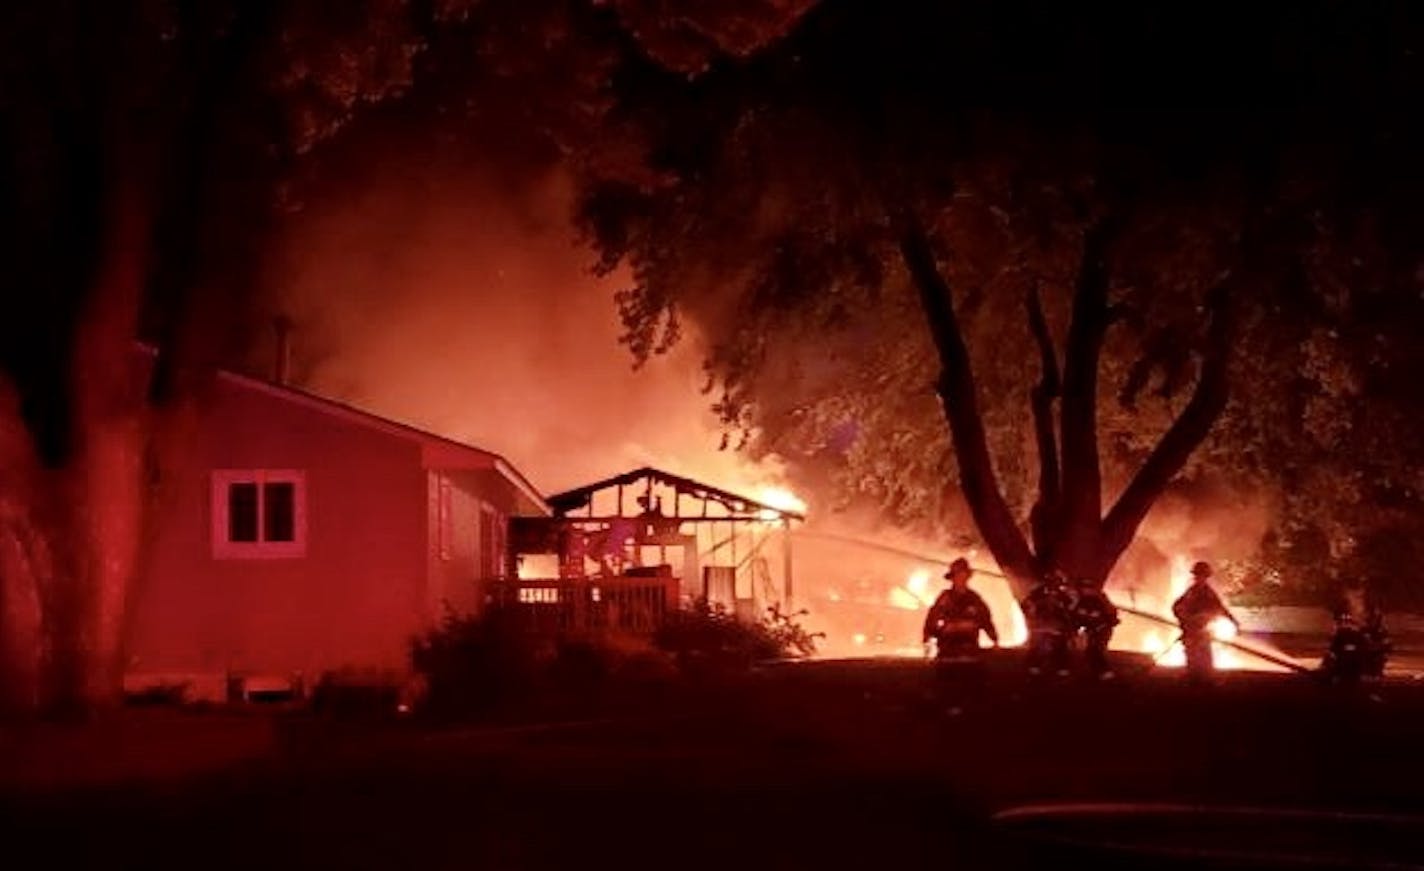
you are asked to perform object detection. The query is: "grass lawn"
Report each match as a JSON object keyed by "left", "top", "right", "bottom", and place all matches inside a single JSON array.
[{"left": 4, "top": 653, "right": 1423, "bottom": 869}]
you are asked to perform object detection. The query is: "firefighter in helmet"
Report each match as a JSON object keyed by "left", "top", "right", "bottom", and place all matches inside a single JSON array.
[
  {"left": 1171, "top": 560, "right": 1238, "bottom": 684},
  {"left": 923, "top": 558, "right": 999, "bottom": 665},
  {"left": 1072, "top": 577, "right": 1120, "bottom": 680},
  {"left": 1325, "top": 576, "right": 1390, "bottom": 680},
  {"left": 1021, "top": 568, "right": 1075, "bottom": 677}
]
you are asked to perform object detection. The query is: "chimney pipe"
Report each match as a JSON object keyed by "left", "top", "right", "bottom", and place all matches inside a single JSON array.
[{"left": 272, "top": 315, "right": 292, "bottom": 385}]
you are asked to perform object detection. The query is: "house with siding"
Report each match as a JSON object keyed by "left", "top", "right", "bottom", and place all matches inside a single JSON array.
[{"left": 125, "top": 366, "right": 547, "bottom": 700}]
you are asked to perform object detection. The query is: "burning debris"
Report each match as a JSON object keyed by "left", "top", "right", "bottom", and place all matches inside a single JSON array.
[{"left": 505, "top": 467, "right": 805, "bottom": 636}]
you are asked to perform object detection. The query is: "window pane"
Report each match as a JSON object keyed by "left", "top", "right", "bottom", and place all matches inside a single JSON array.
[
  {"left": 228, "top": 483, "right": 259, "bottom": 542},
  {"left": 264, "top": 482, "right": 296, "bottom": 542}
]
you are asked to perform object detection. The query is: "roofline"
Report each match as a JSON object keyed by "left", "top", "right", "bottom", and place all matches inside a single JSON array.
[
  {"left": 547, "top": 465, "right": 804, "bottom": 520},
  {"left": 212, "top": 368, "right": 551, "bottom": 516},
  {"left": 216, "top": 369, "right": 494, "bottom": 457},
  {"left": 494, "top": 458, "right": 552, "bottom": 517},
  {"left": 132, "top": 343, "right": 551, "bottom": 515}
]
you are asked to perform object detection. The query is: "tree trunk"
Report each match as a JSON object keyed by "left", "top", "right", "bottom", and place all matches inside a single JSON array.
[
  {"left": 0, "top": 2, "right": 281, "bottom": 716},
  {"left": 1025, "top": 283, "right": 1061, "bottom": 565},
  {"left": 57, "top": 167, "right": 155, "bottom": 711},
  {"left": 0, "top": 437, "right": 47, "bottom": 715},
  {"left": 4, "top": 168, "right": 158, "bottom": 717},
  {"left": 1052, "top": 216, "right": 1119, "bottom": 579},
  {"left": 1097, "top": 283, "right": 1233, "bottom": 578},
  {"left": 896, "top": 203, "right": 1236, "bottom": 599},
  {"left": 896, "top": 211, "right": 1036, "bottom": 596}
]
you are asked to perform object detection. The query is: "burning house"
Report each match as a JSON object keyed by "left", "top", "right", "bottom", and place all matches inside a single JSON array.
[{"left": 505, "top": 467, "right": 804, "bottom": 633}]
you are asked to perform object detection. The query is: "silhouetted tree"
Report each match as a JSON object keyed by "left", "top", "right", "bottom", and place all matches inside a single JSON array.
[
  {"left": 571, "top": 1, "right": 1424, "bottom": 597},
  {"left": 0, "top": 0, "right": 465, "bottom": 715}
]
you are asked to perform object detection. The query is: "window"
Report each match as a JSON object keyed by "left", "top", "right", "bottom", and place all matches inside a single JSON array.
[
  {"left": 264, "top": 482, "right": 296, "bottom": 542},
  {"left": 228, "top": 483, "right": 259, "bottom": 542},
  {"left": 212, "top": 470, "right": 306, "bottom": 558}
]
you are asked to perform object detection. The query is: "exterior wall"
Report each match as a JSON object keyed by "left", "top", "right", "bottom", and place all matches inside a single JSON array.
[
  {"left": 426, "top": 470, "right": 509, "bottom": 618},
  {"left": 128, "top": 377, "right": 429, "bottom": 681}
]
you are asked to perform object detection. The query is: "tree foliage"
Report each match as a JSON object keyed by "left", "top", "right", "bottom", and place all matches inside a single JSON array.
[{"left": 569, "top": 1, "right": 1424, "bottom": 597}]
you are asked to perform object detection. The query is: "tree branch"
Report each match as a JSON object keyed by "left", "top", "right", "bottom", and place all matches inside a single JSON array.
[
  {"left": 1026, "top": 282, "right": 1061, "bottom": 560},
  {"left": 895, "top": 208, "right": 1037, "bottom": 593},
  {"left": 1055, "top": 215, "right": 1120, "bottom": 562},
  {"left": 1098, "top": 282, "right": 1234, "bottom": 572}
]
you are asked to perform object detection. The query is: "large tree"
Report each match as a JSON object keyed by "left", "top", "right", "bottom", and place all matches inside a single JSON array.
[
  {"left": 0, "top": 0, "right": 464, "bottom": 715},
  {"left": 571, "top": 0, "right": 1424, "bottom": 596}
]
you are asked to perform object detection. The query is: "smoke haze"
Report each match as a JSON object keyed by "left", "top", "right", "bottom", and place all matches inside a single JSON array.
[
  {"left": 270, "top": 144, "right": 775, "bottom": 497},
  {"left": 262, "top": 122, "right": 1277, "bottom": 661}
]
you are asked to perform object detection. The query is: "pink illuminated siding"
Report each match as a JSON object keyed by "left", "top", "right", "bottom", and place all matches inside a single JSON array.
[{"left": 128, "top": 369, "right": 542, "bottom": 684}]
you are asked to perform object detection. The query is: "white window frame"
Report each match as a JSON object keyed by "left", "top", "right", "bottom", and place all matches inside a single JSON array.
[
  {"left": 478, "top": 503, "right": 506, "bottom": 579},
  {"left": 211, "top": 469, "right": 307, "bottom": 559},
  {"left": 437, "top": 476, "right": 453, "bottom": 562}
]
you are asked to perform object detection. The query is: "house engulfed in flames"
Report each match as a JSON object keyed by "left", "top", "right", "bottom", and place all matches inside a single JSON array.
[{"left": 504, "top": 467, "right": 804, "bottom": 634}]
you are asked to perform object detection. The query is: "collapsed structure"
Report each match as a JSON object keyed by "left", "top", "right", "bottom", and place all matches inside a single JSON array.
[{"left": 507, "top": 466, "right": 804, "bottom": 634}]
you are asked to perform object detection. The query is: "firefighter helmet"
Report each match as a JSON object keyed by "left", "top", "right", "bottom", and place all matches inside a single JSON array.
[{"left": 944, "top": 557, "right": 972, "bottom": 580}]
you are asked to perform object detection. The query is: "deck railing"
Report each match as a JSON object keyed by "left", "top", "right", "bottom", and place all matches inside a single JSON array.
[{"left": 485, "top": 573, "right": 681, "bottom": 636}]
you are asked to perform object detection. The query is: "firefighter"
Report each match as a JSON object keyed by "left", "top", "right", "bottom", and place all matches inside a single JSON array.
[
  {"left": 922, "top": 557, "right": 999, "bottom": 666},
  {"left": 1021, "top": 569, "right": 1075, "bottom": 677},
  {"left": 1326, "top": 576, "right": 1390, "bottom": 680},
  {"left": 1072, "top": 577, "right": 1120, "bottom": 680},
  {"left": 1171, "top": 561, "right": 1238, "bottom": 684}
]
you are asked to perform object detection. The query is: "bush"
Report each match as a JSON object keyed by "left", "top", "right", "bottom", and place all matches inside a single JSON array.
[
  {"left": 409, "top": 602, "right": 822, "bottom": 720},
  {"left": 409, "top": 609, "right": 679, "bottom": 720},
  {"left": 123, "top": 681, "right": 190, "bottom": 707},
  {"left": 310, "top": 668, "right": 406, "bottom": 718},
  {"left": 652, "top": 599, "right": 823, "bottom": 673},
  {"left": 763, "top": 604, "right": 827, "bottom": 658},
  {"left": 410, "top": 608, "right": 547, "bottom": 718}
]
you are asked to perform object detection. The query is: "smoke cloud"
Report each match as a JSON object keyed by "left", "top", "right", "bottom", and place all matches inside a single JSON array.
[{"left": 269, "top": 142, "right": 776, "bottom": 497}]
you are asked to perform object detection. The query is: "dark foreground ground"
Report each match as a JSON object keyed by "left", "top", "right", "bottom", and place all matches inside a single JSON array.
[{"left": 4, "top": 654, "right": 1424, "bottom": 870}]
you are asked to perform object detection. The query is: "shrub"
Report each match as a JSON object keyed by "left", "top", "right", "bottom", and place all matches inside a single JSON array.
[
  {"left": 410, "top": 607, "right": 548, "bottom": 718},
  {"left": 763, "top": 604, "right": 826, "bottom": 657},
  {"left": 653, "top": 599, "right": 823, "bottom": 673},
  {"left": 124, "top": 681, "right": 190, "bottom": 707},
  {"left": 409, "top": 609, "right": 681, "bottom": 719},
  {"left": 310, "top": 668, "right": 405, "bottom": 718},
  {"left": 409, "top": 601, "right": 821, "bottom": 720}
]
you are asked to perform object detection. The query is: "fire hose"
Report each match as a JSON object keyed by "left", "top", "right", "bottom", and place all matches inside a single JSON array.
[
  {"left": 1110, "top": 603, "right": 1311, "bottom": 674},
  {"left": 963, "top": 566, "right": 1313, "bottom": 674},
  {"left": 789, "top": 532, "right": 1312, "bottom": 673}
]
